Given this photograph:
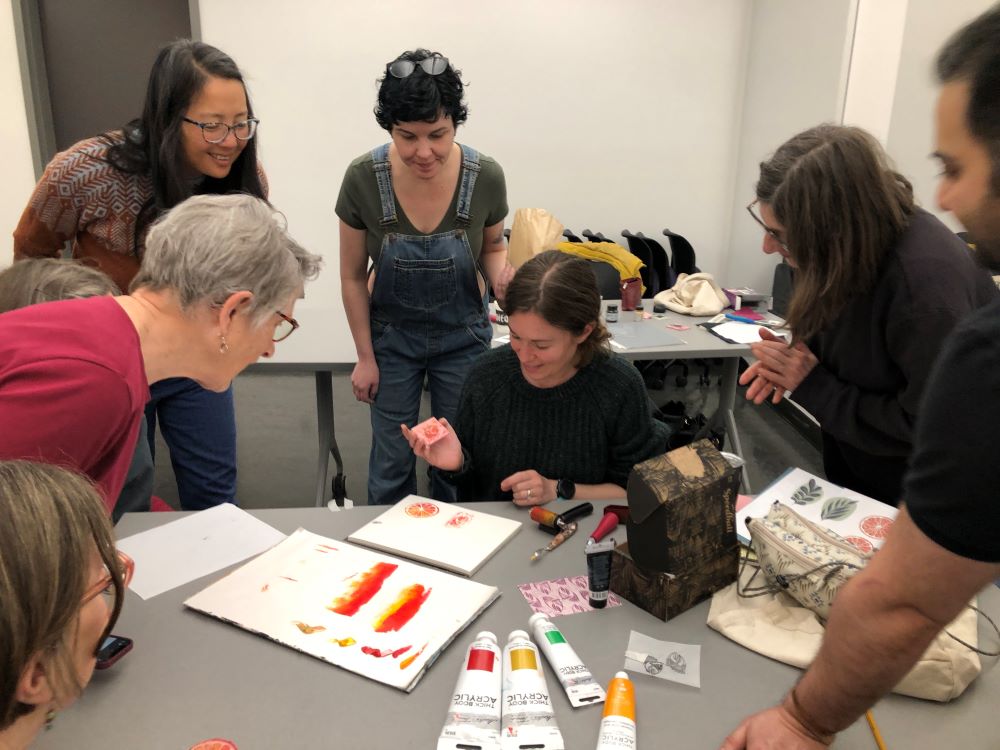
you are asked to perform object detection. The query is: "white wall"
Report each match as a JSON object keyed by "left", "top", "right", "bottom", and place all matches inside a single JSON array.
[
  {"left": 198, "top": 0, "right": 756, "bottom": 359},
  {"left": 721, "top": 0, "right": 856, "bottom": 295},
  {"left": 1, "top": 4, "right": 39, "bottom": 272},
  {"left": 884, "top": 0, "right": 995, "bottom": 231}
]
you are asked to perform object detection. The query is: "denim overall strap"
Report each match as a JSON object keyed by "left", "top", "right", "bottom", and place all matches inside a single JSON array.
[
  {"left": 370, "top": 143, "right": 397, "bottom": 228},
  {"left": 454, "top": 144, "right": 481, "bottom": 228}
]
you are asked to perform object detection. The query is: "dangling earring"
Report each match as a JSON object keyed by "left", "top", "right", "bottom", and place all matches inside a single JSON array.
[
  {"left": 219, "top": 334, "right": 230, "bottom": 354},
  {"left": 45, "top": 708, "right": 56, "bottom": 730}
]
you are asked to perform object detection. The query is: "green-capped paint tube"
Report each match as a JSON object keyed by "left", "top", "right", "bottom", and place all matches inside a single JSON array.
[
  {"left": 528, "top": 613, "right": 606, "bottom": 708},
  {"left": 501, "top": 630, "right": 564, "bottom": 750}
]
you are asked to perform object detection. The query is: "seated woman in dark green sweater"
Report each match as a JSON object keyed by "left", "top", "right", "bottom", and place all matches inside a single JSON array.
[{"left": 403, "top": 250, "right": 669, "bottom": 504}]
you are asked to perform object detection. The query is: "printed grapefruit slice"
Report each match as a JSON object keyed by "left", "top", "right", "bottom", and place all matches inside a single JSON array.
[
  {"left": 189, "top": 740, "right": 238, "bottom": 750},
  {"left": 844, "top": 536, "right": 874, "bottom": 554},
  {"left": 859, "top": 515, "right": 893, "bottom": 540},
  {"left": 404, "top": 501, "right": 439, "bottom": 518},
  {"left": 412, "top": 417, "right": 447, "bottom": 445}
]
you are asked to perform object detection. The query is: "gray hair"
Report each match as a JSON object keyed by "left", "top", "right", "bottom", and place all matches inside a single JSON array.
[
  {"left": 130, "top": 194, "right": 322, "bottom": 326},
  {"left": 0, "top": 258, "right": 119, "bottom": 313}
]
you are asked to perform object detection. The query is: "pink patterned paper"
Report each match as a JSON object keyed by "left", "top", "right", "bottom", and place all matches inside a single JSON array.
[{"left": 517, "top": 575, "right": 622, "bottom": 618}]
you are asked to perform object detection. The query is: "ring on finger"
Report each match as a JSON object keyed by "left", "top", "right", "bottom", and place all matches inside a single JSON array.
[{"left": 526, "top": 488, "right": 532, "bottom": 499}]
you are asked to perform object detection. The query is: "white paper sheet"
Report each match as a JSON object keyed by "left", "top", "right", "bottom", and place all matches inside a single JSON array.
[
  {"left": 117, "top": 503, "right": 286, "bottom": 599},
  {"left": 707, "top": 321, "right": 785, "bottom": 345},
  {"left": 624, "top": 631, "right": 701, "bottom": 688}
]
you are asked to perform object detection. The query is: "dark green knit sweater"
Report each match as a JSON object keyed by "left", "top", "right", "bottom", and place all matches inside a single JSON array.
[{"left": 447, "top": 346, "right": 669, "bottom": 501}]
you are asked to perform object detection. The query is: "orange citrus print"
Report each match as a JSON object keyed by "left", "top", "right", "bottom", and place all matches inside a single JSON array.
[
  {"left": 292, "top": 621, "right": 326, "bottom": 634},
  {"left": 373, "top": 584, "right": 432, "bottom": 632},
  {"left": 188, "top": 739, "right": 238, "bottom": 750},
  {"left": 400, "top": 642, "right": 428, "bottom": 669},
  {"left": 446, "top": 512, "right": 473, "bottom": 528},
  {"left": 404, "top": 501, "right": 439, "bottom": 518},
  {"left": 844, "top": 536, "right": 874, "bottom": 554},
  {"left": 328, "top": 562, "right": 398, "bottom": 616},
  {"left": 859, "top": 515, "right": 893, "bottom": 540}
]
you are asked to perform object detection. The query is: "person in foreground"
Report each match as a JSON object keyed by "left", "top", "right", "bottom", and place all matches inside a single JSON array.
[
  {"left": 404, "top": 250, "right": 669, "bottom": 504},
  {"left": 740, "top": 124, "right": 995, "bottom": 506},
  {"left": 0, "top": 460, "right": 132, "bottom": 749},
  {"left": 0, "top": 194, "right": 322, "bottom": 513},
  {"left": 721, "top": 7, "right": 1000, "bottom": 748},
  {"left": 337, "top": 48, "right": 511, "bottom": 505},
  {"left": 13, "top": 39, "right": 269, "bottom": 511}
]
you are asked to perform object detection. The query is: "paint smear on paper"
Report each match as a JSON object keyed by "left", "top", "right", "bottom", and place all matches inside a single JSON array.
[
  {"left": 361, "top": 645, "right": 412, "bottom": 659},
  {"left": 373, "top": 584, "right": 431, "bottom": 632},
  {"left": 314, "top": 544, "right": 338, "bottom": 553},
  {"left": 400, "top": 642, "right": 428, "bottom": 670},
  {"left": 328, "top": 562, "right": 398, "bottom": 616},
  {"left": 331, "top": 637, "right": 356, "bottom": 647},
  {"left": 293, "top": 621, "right": 326, "bottom": 634}
]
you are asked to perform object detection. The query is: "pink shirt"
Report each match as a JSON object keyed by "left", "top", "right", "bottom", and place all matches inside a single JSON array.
[{"left": 0, "top": 296, "right": 148, "bottom": 511}]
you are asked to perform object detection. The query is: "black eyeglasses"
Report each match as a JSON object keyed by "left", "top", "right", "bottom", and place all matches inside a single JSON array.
[
  {"left": 746, "top": 200, "right": 790, "bottom": 253},
  {"left": 273, "top": 310, "right": 299, "bottom": 342},
  {"left": 182, "top": 117, "right": 260, "bottom": 144},
  {"left": 387, "top": 54, "right": 449, "bottom": 79}
]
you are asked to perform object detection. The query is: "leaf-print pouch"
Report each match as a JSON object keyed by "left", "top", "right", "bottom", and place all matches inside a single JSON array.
[{"left": 743, "top": 502, "right": 868, "bottom": 621}]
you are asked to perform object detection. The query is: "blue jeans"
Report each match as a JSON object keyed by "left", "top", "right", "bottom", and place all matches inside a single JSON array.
[
  {"left": 369, "top": 321, "right": 490, "bottom": 506},
  {"left": 111, "top": 416, "right": 154, "bottom": 523},
  {"left": 146, "top": 377, "right": 237, "bottom": 510}
]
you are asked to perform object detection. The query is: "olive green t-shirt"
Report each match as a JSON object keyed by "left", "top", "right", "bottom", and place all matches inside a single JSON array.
[{"left": 335, "top": 144, "right": 508, "bottom": 263}]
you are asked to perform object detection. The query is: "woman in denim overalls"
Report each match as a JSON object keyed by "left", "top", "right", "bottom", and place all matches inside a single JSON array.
[{"left": 336, "top": 49, "right": 512, "bottom": 505}]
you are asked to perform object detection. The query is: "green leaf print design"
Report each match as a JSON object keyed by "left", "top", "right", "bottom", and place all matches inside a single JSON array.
[
  {"left": 791, "top": 479, "right": 823, "bottom": 505},
  {"left": 821, "top": 497, "right": 858, "bottom": 521}
]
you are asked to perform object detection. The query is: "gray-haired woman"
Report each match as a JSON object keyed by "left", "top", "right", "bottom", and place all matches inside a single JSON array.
[{"left": 0, "top": 193, "right": 322, "bottom": 512}]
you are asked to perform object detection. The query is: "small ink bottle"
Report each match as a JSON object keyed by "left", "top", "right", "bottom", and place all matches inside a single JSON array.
[{"left": 606, "top": 304, "right": 619, "bottom": 323}]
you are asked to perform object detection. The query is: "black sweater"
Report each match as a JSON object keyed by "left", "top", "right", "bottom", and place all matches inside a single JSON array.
[
  {"left": 791, "top": 209, "right": 997, "bottom": 503},
  {"left": 447, "top": 346, "right": 669, "bottom": 502}
]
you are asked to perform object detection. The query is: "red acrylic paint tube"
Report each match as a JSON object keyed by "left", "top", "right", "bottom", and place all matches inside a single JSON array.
[{"left": 438, "top": 631, "right": 502, "bottom": 750}]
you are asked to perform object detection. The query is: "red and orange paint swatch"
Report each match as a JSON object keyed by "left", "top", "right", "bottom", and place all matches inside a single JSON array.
[
  {"left": 328, "top": 562, "right": 398, "bottom": 616},
  {"left": 372, "top": 584, "right": 431, "bottom": 632}
]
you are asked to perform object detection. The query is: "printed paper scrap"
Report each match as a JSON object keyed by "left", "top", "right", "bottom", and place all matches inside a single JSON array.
[
  {"left": 518, "top": 575, "right": 622, "bottom": 618},
  {"left": 624, "top": 630, "right": 701, "bottom": 689}
]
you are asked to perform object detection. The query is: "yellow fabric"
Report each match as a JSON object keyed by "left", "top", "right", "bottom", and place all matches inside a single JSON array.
[{"left": 556, "top": 241, "right": 646, "bottom": 293}]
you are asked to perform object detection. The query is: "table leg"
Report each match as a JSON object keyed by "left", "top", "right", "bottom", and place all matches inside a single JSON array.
[
  {"left": 314, "top": 371, "right": 333, "bottom": 507},
  {"left": 719, "top": 358, "right": 751, "bottom": 494}
]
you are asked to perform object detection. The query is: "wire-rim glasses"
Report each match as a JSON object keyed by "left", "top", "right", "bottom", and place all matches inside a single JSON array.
[
  {"left": 182, "top": 116, "right": 260, "bottom": 144},
  {"left": 746, "top": 199, "right": 790, "bottom": 253}
]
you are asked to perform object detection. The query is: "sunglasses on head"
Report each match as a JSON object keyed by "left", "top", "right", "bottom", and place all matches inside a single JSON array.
[{"left": 388, "top": 54, "right": 449, "bottom": 79}]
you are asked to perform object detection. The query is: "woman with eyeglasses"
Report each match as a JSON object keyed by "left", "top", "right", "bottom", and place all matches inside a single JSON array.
[
  {"left": 0, "top": 194, "right": 321, "bottom": 515},
  {"left": 0, "top": 460, "right": 131, "bottom": 747},
  {"left": 337, "top": 49, "right": 512, "bottom": 505},
  {"left": 13, "top": 40, "right": 266, "bottom": 512},
  {"left": 739, "top": 124, "right": 996, "bottom": 505}
]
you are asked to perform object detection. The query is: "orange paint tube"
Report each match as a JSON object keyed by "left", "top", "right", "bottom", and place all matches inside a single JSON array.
[{"left": 595, "top": 672, "right": 636, "bottom": 750}]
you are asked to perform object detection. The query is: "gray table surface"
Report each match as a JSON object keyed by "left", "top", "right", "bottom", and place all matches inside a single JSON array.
[{"left": 40, "top": 503, "right": 1000, "bottom": 749}]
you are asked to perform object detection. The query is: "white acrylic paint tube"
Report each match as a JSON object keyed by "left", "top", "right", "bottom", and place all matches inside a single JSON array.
[
  {"left": 438, "top": 631, "right": 503, "bottom": 750},
  {"left": 501, "top": 630, "right": 565, "bottom": 750},
  {"left": 596, "top": 671, "right": 636, "bottom": 750},
  {"left": 528, "top": 613, "right": 606, "bottom": 708}
]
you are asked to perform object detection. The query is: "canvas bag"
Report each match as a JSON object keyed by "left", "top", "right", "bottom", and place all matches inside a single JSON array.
[
  {"left": 654, "top": 272, "right": 728, "bottom": 316},
  {"left": 707, "top": 503, "right": 997, "bottom": 701},
  {"left": 507, "top": 208, "right": 564, "bottom": 268}
]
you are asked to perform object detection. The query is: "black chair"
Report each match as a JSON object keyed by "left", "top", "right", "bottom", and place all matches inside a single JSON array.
[
  {"left": 621, "top": 229, "right": 657, "bottom": 297},
  {"left": 562, "top": 229, "right": 583, "bottom": 243},
  {"left": 662, "top": 228, "right": 699, "bottom": 275},
  {"left": 581, "top": 229, "right": 614, "bottom": 243},
  {"left": 586, "top": 259, "right": 623, "bottom": 300},
  {"left": 640, "top": 233, "right": 675, "bottom": 290},
  {"left": 772, "top": 260, "right": 794, "bottom": 318}
]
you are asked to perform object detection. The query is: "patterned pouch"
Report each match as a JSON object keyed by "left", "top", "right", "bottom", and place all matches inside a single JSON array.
[{"left": 742, "top": 502, "right": 868, "bottom": 621}]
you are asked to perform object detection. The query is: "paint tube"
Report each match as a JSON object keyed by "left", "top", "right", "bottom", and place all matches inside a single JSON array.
[
  {"left": 528, "top": 613, "right": 606, "bottom": 708},
  {"left": 501, "top": 630, "right": 564, "bottom": 750},
  {"left": 586, "top": 538, "right": 616, "bottom": 609},
  {"left": 595, "top": 671, "right": 636, "bottom": 750},
  {"left": 438, "top": 631, "right": 503, "bottom": 750}
]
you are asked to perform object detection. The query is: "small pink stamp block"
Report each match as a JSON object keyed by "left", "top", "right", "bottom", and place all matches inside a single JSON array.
[{"left": 412, "top": 417, "right": 447, "bottom": 445}]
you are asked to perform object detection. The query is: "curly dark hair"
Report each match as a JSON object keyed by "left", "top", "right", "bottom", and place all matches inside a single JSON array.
[{"left": 374, "top": 49, "right": 468, "bottom": 130}]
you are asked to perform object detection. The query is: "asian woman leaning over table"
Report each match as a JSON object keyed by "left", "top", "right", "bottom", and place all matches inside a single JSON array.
[
  {"left": 13, "top": 39, "right": 267, "bottom": 512},
  {"left": 337, "top": 49, "right": 512, "bottom": 506},
  {"left": 0, "top": 460, "right": 132, "bottom": 749},
  {"left": 404, "top": 250, "right": 670, "bottom": 505},
  {"left": 740, "top": 124, "right": 997, "bottom": 505}
]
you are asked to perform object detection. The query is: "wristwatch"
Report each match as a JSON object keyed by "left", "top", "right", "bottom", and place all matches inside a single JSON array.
[{"left": 556, "top": 478, "right": 576, "bottom": 500}]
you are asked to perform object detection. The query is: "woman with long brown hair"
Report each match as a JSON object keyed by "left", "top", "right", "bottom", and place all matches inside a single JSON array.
[{"left": 740, "top": 124, "right": 996, "bottom": 504}]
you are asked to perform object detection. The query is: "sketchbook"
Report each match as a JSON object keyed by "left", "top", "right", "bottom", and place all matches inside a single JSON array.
[
  {"left": 347, "top": 496, "right": 522, "bottom": 576},
  {"left": 184, "top": 529, "right": 500, "bottom": 692},
  {"left": 736, "top": 468, "right": 898, "bottom": 554}
]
